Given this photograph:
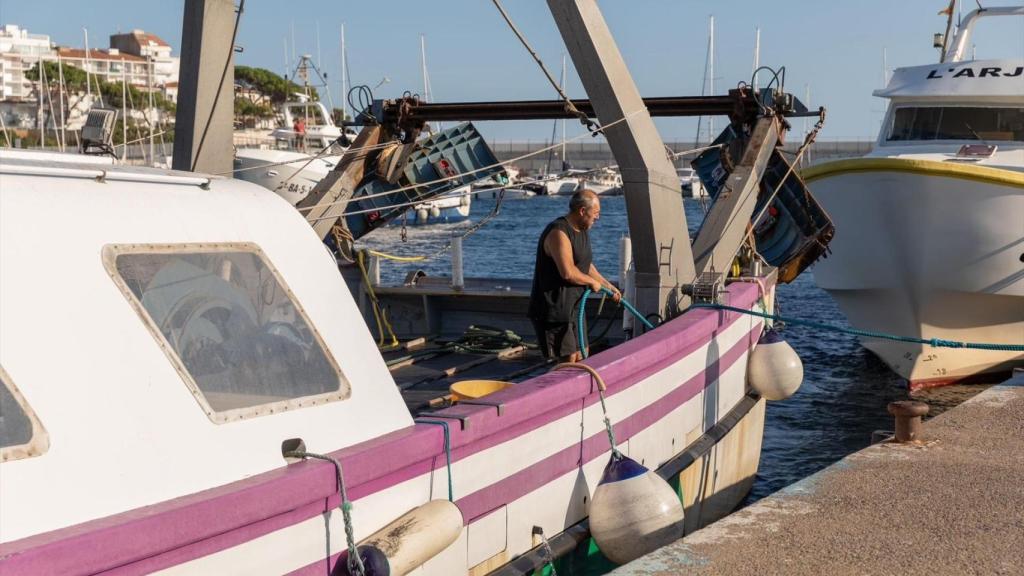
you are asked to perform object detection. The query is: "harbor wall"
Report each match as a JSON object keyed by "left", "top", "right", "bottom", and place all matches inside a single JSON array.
[{"left": 490, "top": 140, "right": 875, "bottom": 174}]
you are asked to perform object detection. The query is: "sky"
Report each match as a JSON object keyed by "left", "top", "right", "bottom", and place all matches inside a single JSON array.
[{"left": 3, "top": 1, "right": 1022, "bottom": 142}]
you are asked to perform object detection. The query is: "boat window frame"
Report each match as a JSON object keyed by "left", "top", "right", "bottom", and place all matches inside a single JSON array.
[
  {"left": 884, "top": 103, "right": 1024, "bottom": 144},
  {"left": 1, "top": 365, "right": 50, "bottom": 463},
  {"left": 102, "top": 242, "right": 351, "bottom": 425}
]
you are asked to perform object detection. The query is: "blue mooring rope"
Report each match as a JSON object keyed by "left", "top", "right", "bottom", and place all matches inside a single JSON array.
[
  {"left": 415, "top": 419, "right": 454, "bottom": 502},
  {"left": 690, "top": 303, "right": 1024, "bottom": 352},
  {"left": 577, "top": 287, "right": 655, "bottom": 359}
]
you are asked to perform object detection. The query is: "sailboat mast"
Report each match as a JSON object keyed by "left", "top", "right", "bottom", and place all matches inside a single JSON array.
[
  {"left": 420, "top": 34, "right": 429, "bottom": 101},
  {"left": 83, "top": 28, "right": 91, "bottom": 100},
  {"left": 753, "top": 26, "right": 760, "bottom": 88},
  {"left": 561, "top": 53, "right": 566, "bottom": 169},
  {"left": 121, "top": 66, "right": 127, "bottom": 162},
  {"left": 290, "top": 21, "right": 296, "bottom": 71},
  {"left": 708, "top": 15, "right": 715, "bottom": 140},
  {"left": 882, "top": 46, "right": 888, "bottom": 85},
  {"left": 35, "top": 56, "right": 44, "bottom": 149},
  {"left": 340, "top": 24, "right": 347, "bottom": 121},
  {"left": 57, "top": 54, "right": 66, "bottom": 151}
]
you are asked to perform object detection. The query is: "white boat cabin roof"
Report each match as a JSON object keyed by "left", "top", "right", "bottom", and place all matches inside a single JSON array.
[{"left": 874, "top": 58, "right": 1024, "bottom": 101}]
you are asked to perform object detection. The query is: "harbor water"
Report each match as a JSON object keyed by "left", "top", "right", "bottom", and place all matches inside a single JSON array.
[{"left": 359, "top": 194, "right": 987, "bottom": 504}]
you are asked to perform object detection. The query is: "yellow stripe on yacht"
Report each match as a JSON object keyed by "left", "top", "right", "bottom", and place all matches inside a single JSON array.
[{"left": 801, "top": 157, "right": 1024, "bottom": 187}]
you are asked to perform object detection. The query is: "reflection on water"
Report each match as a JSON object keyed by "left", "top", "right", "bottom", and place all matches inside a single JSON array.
[{"left": 357, "top": 195, "right": 988, "bottom": 504}]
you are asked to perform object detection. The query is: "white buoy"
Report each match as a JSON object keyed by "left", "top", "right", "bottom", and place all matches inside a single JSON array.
[
  {"left": 588, "top": 454, "right": 685, "bottom": 565},
  {"left": 747, "top": 329, "right": 803, "bottom": 400},
  {"left": 336, "top": 500, "right": 464, "bottom": 576},
  {"left": 429, "top": 205, "right": 441, "bottom": 219},
  {"left": 416, "top": 208, "right": 429, "bottom": 224}
]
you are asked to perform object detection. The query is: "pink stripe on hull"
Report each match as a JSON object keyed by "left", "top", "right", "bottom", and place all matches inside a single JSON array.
[
  {"left": 455, "top": 323, "right": 760, "bottom": 523},
  {"left": 0, "top": 284, "right": 763, "bottom": 575},
  {"left": 289, "top": 321, "right": 760, "bottom": 576}
]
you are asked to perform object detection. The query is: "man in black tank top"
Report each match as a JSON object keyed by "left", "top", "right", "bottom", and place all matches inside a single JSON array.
[{"left": 528, "top": 189, "right": 621, "bottom": 362}]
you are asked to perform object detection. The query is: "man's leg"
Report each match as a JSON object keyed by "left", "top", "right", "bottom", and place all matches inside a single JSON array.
[{"left": 531, "top": 318, "right": 555, "bottom": 359}]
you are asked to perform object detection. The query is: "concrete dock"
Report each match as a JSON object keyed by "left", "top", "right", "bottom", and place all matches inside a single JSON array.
[{"left": 613, "top": 371, "right": 1024, "bottom": 575}]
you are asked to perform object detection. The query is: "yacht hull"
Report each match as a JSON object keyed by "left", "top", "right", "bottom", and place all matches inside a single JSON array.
[{"left": 807, "top": 158, "right": 1024, "bottom": 388}]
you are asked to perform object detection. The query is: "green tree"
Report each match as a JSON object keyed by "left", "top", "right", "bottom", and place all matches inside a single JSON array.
[
  {"left": 25, "top": 62, "right": 176, "bottom": 114},
  {"left": 25, "top": 61, "right": 88, "bottom": 91},
  {"left": 235, "top": 65, "right": 317, "bottom": 103}
]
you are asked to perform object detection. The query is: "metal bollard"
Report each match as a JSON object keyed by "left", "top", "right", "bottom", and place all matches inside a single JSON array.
[
  {"left": 887, "top": 400, "right": 929, "bottom": 443},
  {"left": 368, "top": 255, "right": 380, "bottom": 287},
  {"left": 451, "top": 235, "right": 464, "bottom": 290}
]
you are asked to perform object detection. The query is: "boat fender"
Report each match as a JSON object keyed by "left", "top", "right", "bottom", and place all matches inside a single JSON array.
[
  {"left": 588, "top": 453, "right": 685, "bottom": 565},
  {"left": 747, "top": 329, "right": 803, "bottom": 400},
  {"left": 429, "top": 206, "right": 442, "bottom": 219},
  {"left": 332, "top": 545, "right": 390, "bottom": 576},
  {"left": 459, "top": 194, "right": 470, "bottom": 207},
  {"left": 354, "top": 500, "right": 463, "bottom": 576},
  {"left": 415, "top": 208, "right": 429, "bottom": 224}
]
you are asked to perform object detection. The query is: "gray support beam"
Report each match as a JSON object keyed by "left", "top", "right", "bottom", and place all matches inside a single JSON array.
[
  {"left": 297, "top": 125, "right": 384, "bottom": 239},
  {"left": 547, "top": 0, "right": 696, "bottom": 318},
  {"left": 172, "top": 0, "right": 237, "bottom": 174},
  {"left": 690, "top": 117, "right": 778, "bottom": 278}
]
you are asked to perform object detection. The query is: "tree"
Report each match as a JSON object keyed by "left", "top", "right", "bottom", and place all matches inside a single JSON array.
[
  {"left": 25, "top": 61, "right": 176, "bottom": 113},
  {"left": 235, "top": 65, "right": 317, "bottom": 103},
  {"left": 25, "top": 61, "right": 88, "bottom": 91}
]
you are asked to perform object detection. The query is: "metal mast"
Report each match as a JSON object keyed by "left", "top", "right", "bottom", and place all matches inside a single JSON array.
[{"left": 172, "top": 0, "right": 238, "bottom": 173}]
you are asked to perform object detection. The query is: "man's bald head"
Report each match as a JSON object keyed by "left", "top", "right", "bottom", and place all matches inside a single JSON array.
[
  {"left": 569, "top": 189, "right": 599, "bottom": 213},
  {"left": 568, "top": 189, "right": 601, "bottom": 230}
]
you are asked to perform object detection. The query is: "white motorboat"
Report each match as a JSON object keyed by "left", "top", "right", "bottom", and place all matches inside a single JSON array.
[
  {"left": 806, "top": 5, "right": 1024, "bottom": 389},
  {"left": 677, "top": 167, "right": 707, "bottom": 198},
  {"left": 234, "top": 100, "right": 356, "bottom": 205},
  {"left": 406, "top": 184, "right": 473, "bottom": 224},
  {"left": 576, "top": 167, "right": 623, "bottom": 195}
]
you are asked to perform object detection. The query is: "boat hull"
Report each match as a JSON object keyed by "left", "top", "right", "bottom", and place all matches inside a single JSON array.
[
  {"left": 233, "top": 148, "right": 338, "bottom": 206},
  {"left": 1, "top": 280, "right": 770, "bottom": 575},
  {"left": 807, "top": 158, "right": 1024, "bottom": 388}
]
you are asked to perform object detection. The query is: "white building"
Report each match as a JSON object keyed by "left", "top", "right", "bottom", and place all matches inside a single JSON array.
[
  {"left": 0, "top": 24, "right": 54, "bottom": 101},
  {"left": 109, "top": 29, "right": 179, "bottom": 86}
]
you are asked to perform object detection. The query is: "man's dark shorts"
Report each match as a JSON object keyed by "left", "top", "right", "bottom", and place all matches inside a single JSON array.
[{"left": 531, "top": 318, "right": 579, "bottom": 359}]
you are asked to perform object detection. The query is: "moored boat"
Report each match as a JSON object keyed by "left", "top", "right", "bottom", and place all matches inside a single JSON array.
[
  {"left": 0, "top": 149, "right": 772, "bottom": 574},
  {"left": 806, "top": 4, "right": 1024, "bottom": 389}
]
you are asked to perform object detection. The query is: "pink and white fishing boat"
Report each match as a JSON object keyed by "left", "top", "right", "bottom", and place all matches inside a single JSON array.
[
  {"left": 0, "top": 1, "right": 827, "bottom": 573},
  {"left": 0, "top": 149, "right": 774, "bottom": 574}
]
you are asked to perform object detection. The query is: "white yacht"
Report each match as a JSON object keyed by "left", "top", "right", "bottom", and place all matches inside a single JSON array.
[
  {"left": 677, "top": 167, "right": 707, "bottom": 198},
  {"left": 234, "top": 100, "right": 355, "bottom": 205},
  {"left": 806, "top": 5, "right": 1024, "bottom": 389}
]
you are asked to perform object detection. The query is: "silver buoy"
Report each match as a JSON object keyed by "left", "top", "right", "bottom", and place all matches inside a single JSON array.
[
  {"left": 589, "top": 454, "right": 685, "bottom": 565},
  {"left": 747, "top": 329, "right": 803, "bottom": 400}
]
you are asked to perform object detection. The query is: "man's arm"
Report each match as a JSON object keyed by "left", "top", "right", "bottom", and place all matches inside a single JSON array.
[
  {"left": 544, "top": 230, "right": 602, "bottom": 292},
  {"left": 588, "top": 263, "right": 622, "bottom": 302}
]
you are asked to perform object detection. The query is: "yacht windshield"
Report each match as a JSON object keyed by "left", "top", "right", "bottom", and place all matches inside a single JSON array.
[{"left": 888, "top": 106, "right": 1024, "bottom": 142}]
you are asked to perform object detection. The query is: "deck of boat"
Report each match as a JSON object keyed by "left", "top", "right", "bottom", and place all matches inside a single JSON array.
[{"left": 386, "top": 340, "right": 552, "bottom": 413}]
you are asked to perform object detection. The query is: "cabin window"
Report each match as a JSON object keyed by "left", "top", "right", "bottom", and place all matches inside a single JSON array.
[
  {"left": 0, "top": 366, "right": 49, "bottom": 462},
  {"left": 888, "top": 106, "right": 1024, "bottom": 142},
  {"left": 105, "top": 243, "right": 349, "bottom": 423}
]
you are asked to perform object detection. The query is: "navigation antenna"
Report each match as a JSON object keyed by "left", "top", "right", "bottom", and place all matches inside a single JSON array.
[{"left": 288, "top": 54, "right": 335, "bottom": 112}]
